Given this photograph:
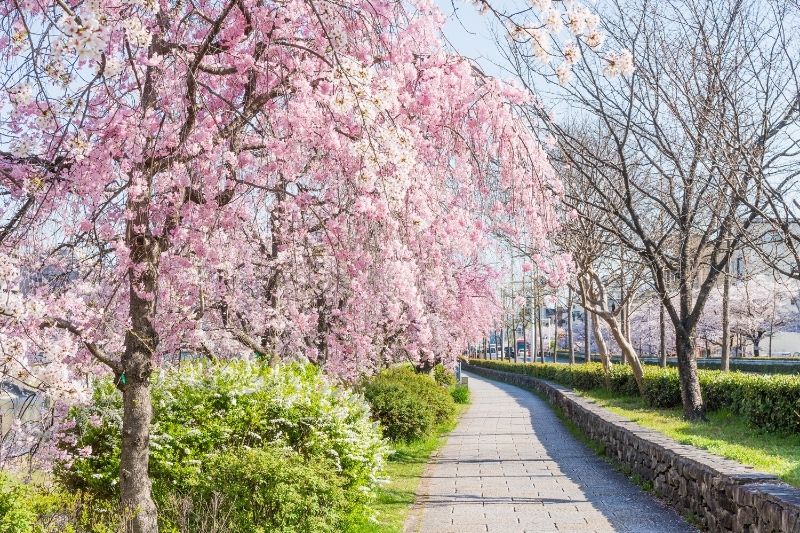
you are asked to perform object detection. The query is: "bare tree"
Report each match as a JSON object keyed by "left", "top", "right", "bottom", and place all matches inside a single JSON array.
[
  {"left": 504, "top": 0, "right": 799, "bottom": 419},
  {"left": 566, "top": 288, "right": 575, "bottom": 364},
  {"left": 553, "top": 137, "right": 650, "bottom": 393}
]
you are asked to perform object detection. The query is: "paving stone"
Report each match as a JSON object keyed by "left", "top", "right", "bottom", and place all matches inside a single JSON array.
[{"left": 407, "top": 372, "right": 694, "bottom": 533}]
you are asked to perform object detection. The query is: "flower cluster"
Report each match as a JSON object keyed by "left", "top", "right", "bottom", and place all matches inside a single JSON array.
[
  {"left": 8, "top": 137, "right": 37, "bottom": 158},
  {"left": 556, "top": 62, "right": 573, "bottom": 84},
  {"left": 67, "top": 133, "right": 93, "bottom": 162},
  {"left": 123, "top": 16, "right": 151, "bottom": 48},
  {"left": 604, "top": 49, "right": 635, "bottom": 77},
  {"left": 0, "top": 254, "right": 17, "bottom": 281},
  {"left": 565, "top": 6, "right": 601, "bottom": 38},
  {"left": 563, "top": 41, "right": 580, "bottom": 64},
  {"left": 61, "top": 13, "right": 107, "bottom": 60},
  {"left": 7, "top": 82, "right": 34, "bottom": 107},
  {"left": 527, "top": 28, "right": 551, "bottom": 63}
]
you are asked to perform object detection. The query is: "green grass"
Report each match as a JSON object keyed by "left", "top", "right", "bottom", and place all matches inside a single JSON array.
[
  {"left": 348, "top": 403, "right": 469, "bottom": 532},
  {"left": 578, "top": 389, "right": 800, "bottom": 487}
]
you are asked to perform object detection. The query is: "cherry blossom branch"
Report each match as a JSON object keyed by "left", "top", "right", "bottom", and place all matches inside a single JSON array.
[
  {"left": 0, "top": 308, "right": 120, "bottom": 373},
  {"left": 38, "top": 317, "right": 121, "bottom": 373}
]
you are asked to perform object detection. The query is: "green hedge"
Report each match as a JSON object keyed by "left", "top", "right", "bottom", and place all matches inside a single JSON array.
[
  {"left": 432, "top": 363, "right": 456, "bottom": 387},
  {"left": 362, "top": 366, "right": 456, "bottom": 442},
  {"left": 467, "top": 359, "right": 800, "bottom": 434}
]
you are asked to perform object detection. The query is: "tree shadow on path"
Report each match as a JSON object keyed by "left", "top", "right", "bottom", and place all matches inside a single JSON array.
[{"left": 410, "top": 372, "right": 696, "bottom": 533}]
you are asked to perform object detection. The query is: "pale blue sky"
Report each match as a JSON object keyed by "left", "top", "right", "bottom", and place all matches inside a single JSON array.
[{"left": 435, "top": 0, "right": 510, "bottom": 77}]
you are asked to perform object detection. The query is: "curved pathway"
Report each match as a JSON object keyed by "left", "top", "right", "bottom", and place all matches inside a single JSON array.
[{"left": 406, "top": 372, "right": 694, "bottom": 533}]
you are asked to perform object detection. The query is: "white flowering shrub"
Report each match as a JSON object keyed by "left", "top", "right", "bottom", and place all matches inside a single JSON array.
[{"left": 56, "top": 361, "right": 388, "bottom": 531}]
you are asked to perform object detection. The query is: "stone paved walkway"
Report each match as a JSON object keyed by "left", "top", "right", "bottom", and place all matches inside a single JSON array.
[{"left": 406, "top": 372, "right": 694, "bottom": 533}]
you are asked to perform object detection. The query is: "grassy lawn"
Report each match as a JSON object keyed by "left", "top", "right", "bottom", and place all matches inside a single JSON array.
[
  {"left": 348, "top": 403, "right": 469, "bottom": 533},
  {"left": 579, "top": 389, "right": 800, "bottom": 487}
]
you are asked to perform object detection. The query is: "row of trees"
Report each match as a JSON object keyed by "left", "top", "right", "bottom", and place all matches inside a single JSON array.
[
  {"left": 487, "top": 0, "right": 800, "bottom": 419},
  {"left": 485, "top": 268, "right": 800, "bottom": 363},
  {"left": 0, "top": 0, "right": 616, "bottom": 530},
  {"left": 634, "top": 275, "right": 800, "bottom": 358}
]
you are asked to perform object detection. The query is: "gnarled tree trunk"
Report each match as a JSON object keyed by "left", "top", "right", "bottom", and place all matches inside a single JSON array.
[
  {"left": 591, "top": 312, "right": 610, "bottom": 374},
  {"left": 605, "top": 316, "right": 645, "bottom": 396},
  {"left": 675, "top": 327, "right": 705, "bottom": 420}
]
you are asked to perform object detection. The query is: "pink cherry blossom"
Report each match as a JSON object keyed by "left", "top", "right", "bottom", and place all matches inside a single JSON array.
[{"left": 1, "top": 0, "right": 562, "bottom": 525}]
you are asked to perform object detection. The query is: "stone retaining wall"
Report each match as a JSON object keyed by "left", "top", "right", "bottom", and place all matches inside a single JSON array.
[{"left": 463, "top": 363, "right": 800, "bottom": 533}]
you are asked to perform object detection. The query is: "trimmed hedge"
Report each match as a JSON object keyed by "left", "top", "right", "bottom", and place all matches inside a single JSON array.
[{"left": 467, "top": 359, "right": 800, "bottom": 434}]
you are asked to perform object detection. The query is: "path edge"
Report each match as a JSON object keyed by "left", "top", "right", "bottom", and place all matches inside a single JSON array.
[
  {"left": 463, "top": 361, "right": 800, "bottom": 533},
  {"left": 402, "top": 401, "right": 473, "bottom": 533}
]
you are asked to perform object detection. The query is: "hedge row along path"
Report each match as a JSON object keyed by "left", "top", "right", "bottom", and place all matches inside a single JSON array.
[{"left": 406, "top": 372, "right": 694, "bottom": 533}]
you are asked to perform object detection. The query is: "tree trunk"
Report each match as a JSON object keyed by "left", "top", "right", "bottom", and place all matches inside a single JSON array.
[
  {"left": 121, "top": 202, "right": 160, "bottom": 532},
  {"left": 512, "top": 315, "right": 518, "bottom": 363},
  {"left": 582, "top": 292, "right": 591, "bottom": 363},
  {"left": 591, "top": 311, "right": 610, "bottom": 374},
  {"left": 659, "top": 302, "right": 667, "bottom": 368},
  {"left": 261, "top": 184, "right": 286, "bottom": 356},
  {"left": 567, "top": 289, "right": 575, "bottom": 364},
  {"left": 721, "top": 261, "right": 731, "bottom": 371},
  {"left": 553, "top": 297, "right": 559, "bottom": 363},
  {"left": 119, "top": 368, "right": 157, "bottom": 533},
  {"left": 532, "top": 292, "right": 539, "bottom": 362},
  {"left": 675, "top": 328, "right": 706, "bottom": 421},
  {"left": 537, "top": 292, "right": 545, "bottom": 363},
  {"left": 497, "top": 323, "right": 504, "bottom": 361},
  {"left": 625, "top": 301, "right": 631, "bottom": 348},
  {"left": 605, "top": 316, "right": 645, "bottom": 396},
  {"left": 522, "top": 320, "right": 527, "bottom": 362},
  {"left": 753, "top": 332, "right": 763, "bottom": 356}
]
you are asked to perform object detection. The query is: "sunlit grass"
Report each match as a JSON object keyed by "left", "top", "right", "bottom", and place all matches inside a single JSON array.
[{"left": 579, "top": 389, "right": 800, "bottom": 487}]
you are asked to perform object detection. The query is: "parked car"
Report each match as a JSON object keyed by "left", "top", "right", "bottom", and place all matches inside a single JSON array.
[{"left": 503, "top": 347, "right": 516, "bottom": 360}]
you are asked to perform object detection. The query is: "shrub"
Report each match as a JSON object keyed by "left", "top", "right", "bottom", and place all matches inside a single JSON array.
[
  {"left": 607, "top": 364, "right": 639, "bottom": 395},
  {"left": 362, "top": 366, "right": 455, "bottom": 442},
  {"left": 467, "top": 359, "right": 800, "bottom": 434},
  {"left": 450, "top": 384, "right": 470, "bottom": 404},
  {"left": 432, "top": 364, "right": 456, "bottom": 387},
  {"left": 0, "top": 474, "right": 80, "bottom": 533},
  {"left": 697, "top": 370, "right": 739, "bottom": 412},
  {"left": 362, "top": 378, "right": 435, "bottom": 441},
  {"left": 183, "top": 445, "right": 348, "bottom": 533},
  {"left": 0, "top": 475, "right": 37, "bottom": 533},
  {"left": 58, "top": 361, "right": 387, "bottom": 532},
  {"left": 720, "top": 373, "right": 800, "bottom": 433}
]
